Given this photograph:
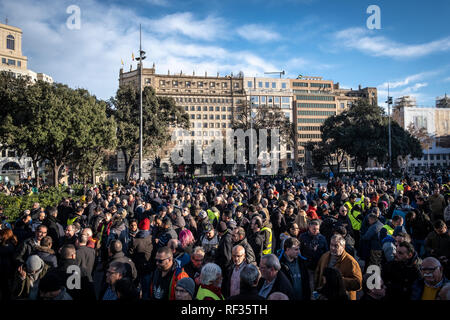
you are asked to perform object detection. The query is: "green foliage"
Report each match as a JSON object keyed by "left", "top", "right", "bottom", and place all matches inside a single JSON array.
[
  {"left": 0, "top": 185, "right": 85, "bottom": 222},
  {"left": 0, "top": 72, "right": 117, "bottom": 186},
  {"left": 310, "top": 98, "right": 423, "bottom": 173},
  {"left": 108, "top": 85, "right": 189, "bottom": 181}
]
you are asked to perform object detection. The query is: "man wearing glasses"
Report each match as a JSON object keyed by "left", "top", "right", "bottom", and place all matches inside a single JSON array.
[
  {"left": 102, "top": 261, "right": 126, "bottom": 300},
  {"left": 150, "top": 246, "right": 188, "bottom": 300},
  {"left": 411, "top": 256, "right": 450, "bottom": 300}
]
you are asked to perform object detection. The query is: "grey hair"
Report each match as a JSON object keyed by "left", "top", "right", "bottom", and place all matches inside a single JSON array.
[
  {"left": 192, "top": 246, "right": 205, "bottom": 257},
  {"left": 261, "top": 254, "right": 281, "bottom": 271},
  {"left": 240, "top": 264, "right": 260, "bottom": 287},
  {"left": 200, "top": 263, "right": 222, "bottom": 286},
  {"left": 331, "top": 234, "right": 346, "bottom": 247}
]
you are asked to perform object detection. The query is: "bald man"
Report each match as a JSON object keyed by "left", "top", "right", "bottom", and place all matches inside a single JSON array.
[
  {"left": 222, "top": 245, "right": 247, "bottom": 298},
  {"left": 411, "top": 257, "right": 449, "bottom": 300}
]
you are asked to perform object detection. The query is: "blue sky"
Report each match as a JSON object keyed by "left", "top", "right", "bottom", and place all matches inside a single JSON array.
[{"left": 2, "top": 0, "right": 450, "bottom": 109}]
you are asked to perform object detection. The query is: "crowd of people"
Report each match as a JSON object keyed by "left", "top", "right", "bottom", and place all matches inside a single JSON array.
[{"left": 0, "top": 170, "right": 450, "bottom": 301}]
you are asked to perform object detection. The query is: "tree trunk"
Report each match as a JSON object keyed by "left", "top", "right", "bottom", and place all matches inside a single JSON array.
[
  {"left": 52, "top": 161, "right": 62, "bottom": 187},
  {"left": 32, "top": 158, "right": 40, "bottom": 189}
]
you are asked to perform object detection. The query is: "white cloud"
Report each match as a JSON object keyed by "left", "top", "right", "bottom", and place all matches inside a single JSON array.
[
  {"left": 146, "top": 12, "right": 228, "bottom": 41},
  {"left": 334, "top": 27, "right": 450, "bottom": 59},
  {"left": 0, "top": 0, "right": 281, "bottom": 100},
  {"left": 236, "top": 24, "right": 281, "bottom": 42}
]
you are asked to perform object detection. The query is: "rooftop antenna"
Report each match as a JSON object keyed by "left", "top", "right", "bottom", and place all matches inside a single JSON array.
[
  {"left": 5, "top": 17, "right": 8, "bottom": 25},
  {"left": 264, "top": 70, "right": 285, "bottom": 79}
]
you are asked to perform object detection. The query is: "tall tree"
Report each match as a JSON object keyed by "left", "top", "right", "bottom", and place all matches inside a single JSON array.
[{"left": 109, "top": 85, "right": 189, "bottom": 181}]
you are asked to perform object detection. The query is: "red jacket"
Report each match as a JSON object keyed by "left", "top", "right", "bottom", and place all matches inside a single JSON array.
[{"left": 307, "top": 206, "right": 320, "bottom": 220}]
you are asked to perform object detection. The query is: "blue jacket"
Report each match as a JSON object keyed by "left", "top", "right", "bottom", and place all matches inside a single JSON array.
[
  {"left": 361, "top": 220, "right": 384, "bottom": 251},
  {"left": 411, "top": 277, "right": 450, "bottom": 300}
]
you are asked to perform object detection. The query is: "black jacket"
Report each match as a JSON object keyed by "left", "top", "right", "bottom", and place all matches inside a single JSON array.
[
  {"left": 216, "top": 230, "right": 233, "bottom": 271},
  {"left": 129, "top": 230, "right": 153, "bottom": 275},
  {"left": 14, "top": 237, "right": 38, "bottom": 267},
  {"left": 381, "top": 252, "right": 422, "bottom": 300},
  {"left": 257, "top": 270, "right": 295, "bottom": 300},
  {"left": 279, "top": 254, "right": 311, "bottom": 300},
  {"left": 227, "top": 286, "right": 265, "bottom": 300},
  {"left": 42, "top": 215, "right": 65, "bottom": 250},
  {"left": 248, "top": 231, "right": 264, "bottom": 265},
  {"left": 76, "top": 245, "right": 96, "bottom": 278},
  {"left": 53, "top": 259, "right": 96, "bottom": 301}
]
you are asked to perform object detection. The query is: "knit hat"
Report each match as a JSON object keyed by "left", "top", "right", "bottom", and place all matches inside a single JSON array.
[
  {"left": 139, "top": 218, "right": 150, "bottom": 231},
  {"left": 26, "top": 255, "right": 44, "bottom": 272},
  {"left": 176, "top": 277, "right": 195, "bottom": 298}
]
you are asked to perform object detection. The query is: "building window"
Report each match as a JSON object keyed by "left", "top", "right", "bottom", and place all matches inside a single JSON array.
[
  {"left": 222, "top": 106, "right": 226, "bottom": 111},
  {"left": 209, "top": 107, "right": 214, "bottom": 111},
  {"left": 216, "top": 106, "right": 220, "bottom": 111},
  {"left": 247, "top": 81, "right": 252, "bottom": 88},
  {"left": 186, "top": 81, "right": 191, "bottom": 87},
  {"left": 268, "top": 96, "right": 273, "bottom": 104},
  {"left": 261, "top": 96, "right": 266, "bottom": 104},
  {"left": 265, "top": 82, "right": 269, "bottom": 88},
  {"left": 222, "top": 82, "right": 228, "bottom": 88},
  {"left": 436, "top": 154, "right": 440, "bottom": 160},
  {"left": 234, "top": 82, "right": 239, "bottom": 88},
  {"left": 1, "top": 58, "right": 6, "bottom": 64},
  {"left": 203, "top": 106, "right": 208, "bottom": 111},
  {"left": 282, "top": 83, "right": 287, "bottom": 89},
  {"left": 190, "top": 115, "right": 195, "bottom": 119},
  {"left": 17, "top": 61, "right": 21, "bottom": 67},
  {"left": 340, "top": 103, "right": 345, "bottom": 108},
  {"left": 145, "top": 78, "right": 151, "bottom": 84},
  {"left": 281, "top": 97, "right": 290, "bottom": 103},
  {"left": 203, "top": 114, "right": 208, "bottom": 119},
  {"left": 209, "top": 115, "right": 214, "bottom": 120},
  {"left": 272, "top": 82, "right": 276, "bottom": 89},
  {"left": 293, "top": 82, "right": 308, "bottom": 87},
  {"left": 210, "top": 82, "right": 215, "bottom": 87},
  {"left": 274, "top": 97, "right": 280, "bottom": 104},
  {"left": 184, "top": 106, "right": 189, "bottom": 111},
  {"left": 8, "top": 150, "right": 15, "bottom": 157},
  {"left": 190, "top": 106, "right": 195, "bottom": 111},
  {"left": 173, "top": 80, "right": 178, "bottom": 87},
  {"left": 198, "top": 81, "right": 203, "bottom": 87},
  {"left": 222, "top": 115, "right": 226, "bottom": 119},
  {"left": 6, "top": 35, "right": 15, "bottom": 50},
  {"left": 258, "top": 82, "right": 263, "bottom": 88},
  {"left": 7, "top": 59, "right": 15, "bottom": 66}
]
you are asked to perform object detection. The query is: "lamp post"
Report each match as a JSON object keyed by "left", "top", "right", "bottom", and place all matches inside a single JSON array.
[
  {"left": 386, "top": 84, "right": 393, "bottom": 176},
  {"left": 135, "top": 24, "right": 146, "bottom": 180}
]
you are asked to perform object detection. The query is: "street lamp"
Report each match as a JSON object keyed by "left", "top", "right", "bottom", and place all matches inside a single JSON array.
[
  {"left": 386, "top": 85, "right": 393, "bottom": 176},
  {"left": 135, "top": 24, "right": 146, "bottom": 181}
]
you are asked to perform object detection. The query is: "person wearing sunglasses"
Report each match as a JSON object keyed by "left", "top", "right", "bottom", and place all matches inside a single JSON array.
[
  {"left": 149, "top": 246, "right": 188, "bottom": 300},
  {"left": 411, "top": 256, "right": 450, "bottom": 300}
]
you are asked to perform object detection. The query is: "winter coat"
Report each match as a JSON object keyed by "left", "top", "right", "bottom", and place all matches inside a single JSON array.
[
  {"left": 129, "top": 230, "right": 153, "bottom": 275},
  {"left": 315, "top": 251, "right": 362, "bottom": 300},
  {"left": 11, "top": 263, "right": 49, "bottom": 300},
  {"left": 299, "top": 231, "right": 328, "bottom": 270},
  {"left": 361, "top": 220, "right": 384, "bottom": 251},
  {"left": 411, "top": 276, "right": 450, "bottom": 300},
  {"left": 424, "top": 230, "right": 450, "bottom": 259},
  {"left": 256, "top": 269, "right": 295, "bottom": 300},
  {"left": 34, "top": 246, "right": 58, "bottom": 268},
  {"left": 108, "top": 251, "right": 138, "bottom": 280},
  {"left": 279, "top": 254, "right": 311, "bottom": 300},
  {"left": 76, "top": 245, "right": 96, "bottom": 277},
  {"left": 42, "top": 215, "right": 65, "bottom": 250},
  {"left": 14, "top": 237, "right": 39, "bottom": 267},
  {"left": 382, "top": 252, "right": 422, "bottom": 300},
  {"left": 216, "top": 230, "right": 233, "bottom": 271}
]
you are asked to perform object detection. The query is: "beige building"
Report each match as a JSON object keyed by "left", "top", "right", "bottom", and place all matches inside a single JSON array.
[
  {"left": 0, "top": 22, "right": 53, "bottom": 184},
  {"left": 243, "top": 77, "right": 294, "bottom": 172},
  {"left": 0, "top": 22, "right": 52, "bottom": 83},
  {"left": 291, "top": 76, "right": 377, "bottom": 171},
  {"left": 118, "top": 64, "right": 245, "bottom": 177}
]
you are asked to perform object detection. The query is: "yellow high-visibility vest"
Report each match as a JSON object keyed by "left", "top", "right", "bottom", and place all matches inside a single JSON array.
[{"left": 261, "top": 227, "right": 273, "bottom": 255}]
